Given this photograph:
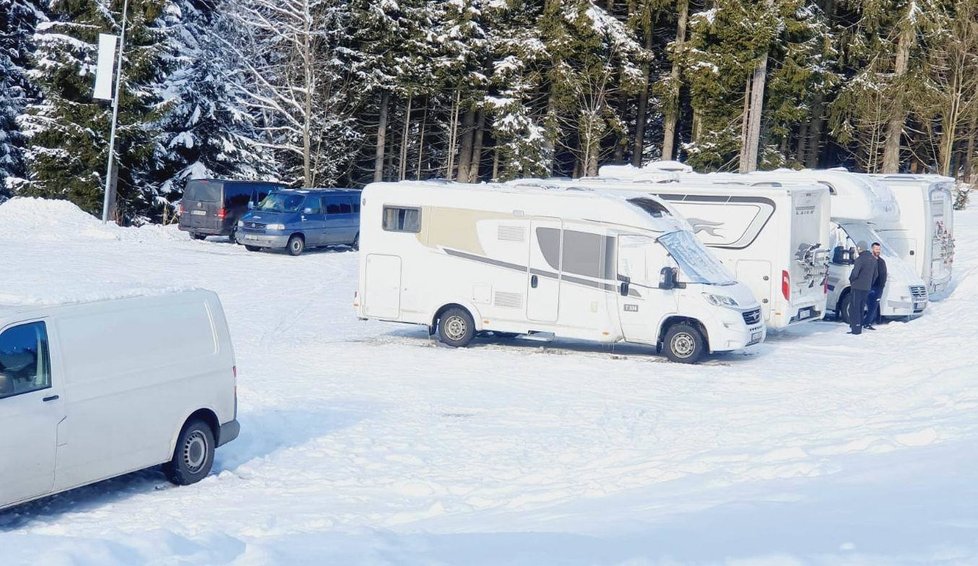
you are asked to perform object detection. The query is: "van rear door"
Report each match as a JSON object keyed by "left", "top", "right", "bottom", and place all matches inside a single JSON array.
[
  {"left": 182, "top": 180, "right": 224, "bottom": 232},
  {"left": 0, "top": 320, "right": 63, "bottom": 508}
]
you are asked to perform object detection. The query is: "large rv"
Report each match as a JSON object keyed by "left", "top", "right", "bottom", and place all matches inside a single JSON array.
[
  {"left": 867, "top": 174, "right": 955, "bottom": 295},
  {"left": 514, "top": 176, "right": 832, "bottom": 330},
  {"left": 354, "top": 181, "right": 765, "bottom": 364},
  {"left": 607, "top": 166, "right": 929, "bottom": 322}
]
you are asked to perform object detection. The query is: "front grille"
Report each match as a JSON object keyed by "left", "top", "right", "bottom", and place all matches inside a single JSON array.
[
  {"left": 742, "top": 308, "right": 762, "bottom": 325},
  {"left": 910, "top": 285, "right": 927, "bottom": 300},
  {"left": 245, "top": 221, "right": 266, "bottom": 230}
]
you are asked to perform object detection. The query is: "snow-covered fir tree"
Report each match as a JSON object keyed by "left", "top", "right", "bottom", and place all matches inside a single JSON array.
[
  {"left": 0, "top": 0, "right": 43, "bottom": 197},
  {"left": 20, "top": 0, "right": 169, "bottom": 219}
]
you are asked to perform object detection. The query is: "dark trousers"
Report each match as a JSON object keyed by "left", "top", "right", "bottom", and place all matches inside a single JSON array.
[
  {"left": 850, "top": 289, "right": 869, "bottom": 334},
  {"left": 864, "top": 288, "right": 881, "bottom": 326}
]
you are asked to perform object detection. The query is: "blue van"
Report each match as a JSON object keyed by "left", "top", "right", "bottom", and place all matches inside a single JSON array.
[{"left": 236, "top": 188, "right": 361, "bottom": 255}]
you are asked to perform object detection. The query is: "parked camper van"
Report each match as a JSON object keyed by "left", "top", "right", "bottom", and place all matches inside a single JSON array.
[
  {"left": 685, "top": 168, "right": 929, "bottom": 321},
  {"left": 515, "top": 176, "right": 832, "bottom": 330},
  {"left": 237, "top": 188, "right": 361, "bottom": 255},
  {"left": 0, "top": 290, "right": 240, "bottom": 511},
  {"left": 178, "top": 179, "right": 288, "bottom": 242},
  {"left": 867, "top": 174, "right": 955, "bottom": 295},
  {"left": 354, "top": 181, "right": 765, "bottom": 364}
]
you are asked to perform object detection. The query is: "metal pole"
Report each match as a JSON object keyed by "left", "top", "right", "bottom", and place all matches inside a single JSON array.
[{"left": 101, "top": 0, "right": 129, "bottom": 223}]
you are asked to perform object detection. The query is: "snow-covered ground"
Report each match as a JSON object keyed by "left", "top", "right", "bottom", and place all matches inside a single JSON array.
[{"left": 1, "top": 197, "right": 977, "bottom": 565}]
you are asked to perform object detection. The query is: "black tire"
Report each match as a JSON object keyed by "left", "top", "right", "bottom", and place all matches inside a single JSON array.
[
  {"left": 663, "top": 322, "right": 706, "bottom": 364},
  {"left": 287, "top": 234, "right": 304, "bottom": 256},
  {"left": 437, "top": 307, "right": 475, "bottom": 348},
  {"left": 163, "top": 419, "right": 215, "bottom": 486},
  {"left": 351, "top": 232, "right": 359, "bottom": 251},
  {"left": 245, "top": 245, "right": 261, "bottom": 252},
  {"left": 838, "top": 291, "right": 852, "bottom": 323},
  {"left": 228, "top": 227, "right": 238, "bottom": 244},
  {"left": 191, "top": 232, "right": 206, "bottom": 241}
]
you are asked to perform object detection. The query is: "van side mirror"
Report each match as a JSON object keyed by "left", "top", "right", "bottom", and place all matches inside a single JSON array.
[
  {"left": 303, "top": 207, "right": 314, "bottom": 214},
  {"left": 659, "top": 267, "right": 678, "bottom": 290},
  {"left": 617, "top": 275, "right": 630, "bottom": 296},
  {"left": 248, "top": 201, "right": 254, "bottom": 210}
]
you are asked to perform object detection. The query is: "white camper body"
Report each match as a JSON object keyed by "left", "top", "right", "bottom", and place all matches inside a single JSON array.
[
  {"left": 355, "top": 181, "right": 765, "bottom": 364},
  {"left": 0, "top": 289, "right": 239, "bottom": 511},
  {"left": 653, "top": 168, "right": 929, "bottom": 321},
  {"left": 524, "top": 176, "right": 832, "bottom": 329},
  {"left": 868, "top": 174, "right": 955, "bottom": 295}
]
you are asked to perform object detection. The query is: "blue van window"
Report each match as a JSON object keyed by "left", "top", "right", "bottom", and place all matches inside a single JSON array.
[
  {"left": 326, "top": 196, "right": 352, "bottom": 215},
  {"left": 0, "top": 322, "right": 52, "bottom": 399},
  {"left": 258, "top": 193, "right": 304, "bottom": 212},
  {"left": 303, "top": 196, "right": 322, "bottom": 214}
]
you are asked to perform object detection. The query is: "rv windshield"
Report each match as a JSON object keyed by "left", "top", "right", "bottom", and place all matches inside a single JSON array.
[
  {"left": 839, "top": 222, "right": 899, "bottom": 258},
  {"left": 658, "top": 230, "right": 737, "bottom": 285},
  {"left": 257, "top": 193, "right": 304, "bottom": 213}
]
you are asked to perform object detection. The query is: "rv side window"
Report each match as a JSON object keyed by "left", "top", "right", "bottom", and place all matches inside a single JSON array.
[
  {"left": 0, "top": 322, "right": 52, "bottom": 400},
  {"left": 383, "top": 206, "right": 421, "bottom": 233},
  {"left": 561, "top": 229, "right": 615, "bottom": 279}
]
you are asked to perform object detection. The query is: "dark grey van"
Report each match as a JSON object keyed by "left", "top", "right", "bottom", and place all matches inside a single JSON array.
[
  {"left": 178, "top": 179, "right": 288, "bottom": 242},
  {"left": 237, "top": 188, "right": 361, "bottom": 255}
]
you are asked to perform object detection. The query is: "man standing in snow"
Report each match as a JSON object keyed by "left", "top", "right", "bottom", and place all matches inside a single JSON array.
[
  {"left": 847, "top": 240, "right": 878, "bottom": 335},
  {"left": 863, "top": 242, "right": 887, "bottom": 330}
]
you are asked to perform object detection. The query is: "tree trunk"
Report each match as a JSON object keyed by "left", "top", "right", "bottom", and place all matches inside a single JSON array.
[
  {"left": 399, "top": 95, "right": 412, "bottom": 180},
  {"left": 417, "top": 100, "right": 427, "bottom": 180},
  {"left": 374, "top": 91, "right": 390, "bottom": 183},
  {"left": 965, "top": 113, "right": 977, "bottom": 182},
  {"left": 632, "top": 3, "right": 655, "bottom": 166},
  {"left": 883, "top": 23, "right": 913, "bottom": 173},
  {"left": 302, "top": 12, "right": 314, "bottom": 187},
  {"left": 740, "top": 55, "right": 768, "bottom": 172},
  {"left": 806, "top": 92, "right": 827, "bottom": 168},
  {"left": 446, "top": 91, "right": 461, "bottom": 180},
  {"left": 457, "top": 107, "right": 476, "bottom": 183},
  {"left": 660, "top": 0, "right": 688, "bottom": 163},
  {"left": 468, "top": 110, "right": 485, "bottom": 182},
  {"left": 796, "top": 122, "right": 809, "bottom": 164},
  {"left": 492, "top": 144, "right": 500, "bottom": 181}
]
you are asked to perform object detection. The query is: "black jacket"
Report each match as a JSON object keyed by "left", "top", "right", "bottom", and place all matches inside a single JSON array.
[
  {"left": 873, "top": 256, "right": 887, "bottom": 292},
  {"left": 849, "top": 250, "right": 878, "bottom": 291}
]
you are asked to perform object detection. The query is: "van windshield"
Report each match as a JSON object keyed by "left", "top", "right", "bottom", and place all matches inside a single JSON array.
[
  {"left": 184, "top": 181, "right": 222, "bottom": 202},
  {"left": 658, "top": 230, "right": 737, "bottom": 285},
  {"left": 257, "top": 193, "right": 304, "bottom": 213}
]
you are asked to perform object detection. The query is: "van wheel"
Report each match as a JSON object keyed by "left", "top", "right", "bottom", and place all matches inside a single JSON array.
[
  {"left": 438, "top": 307, "right": 475, "bottom": 348},
  {"left": 351, "top": 233, "right": 359, "bottom": 251},
  {"left": 838, "top": 291, "right": 852, "bottom": 323},
  {"left": 163, "top": 419, "right": 215, "bottom": 485},
  {"left": 287, "top": 235, "right": 304, "bottom": 256},
  {"left": 245, "top": 245, "right": 261, "bottom": 252},
  {"left": 190, "top": 232, "right": 206, "bottom": 241},
  {"left": 663, "top": 323, "right": 705, "bottom": 364}
]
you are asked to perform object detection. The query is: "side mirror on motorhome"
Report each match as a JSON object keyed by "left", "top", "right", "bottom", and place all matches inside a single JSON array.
[
  {"left": 848, "top": 246, "right": 857, "bottom": 265},
  {"left": 832, "top": 246, "right": 846, "bottom": 264},
  {"left": 618, "top": 275, "right": 630, "bottom": 296},
  {"left": 659, "top": 267, "right": 678, "bottom": 290}
]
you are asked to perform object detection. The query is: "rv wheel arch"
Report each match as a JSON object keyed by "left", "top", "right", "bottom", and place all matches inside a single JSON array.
[
  {"left": 164, "top": 409, "right": 220, "bottom": 485},
  {"left": 836, "top": 288, "right": 852, "bottom": 323},
  {"left": 658, "top": 316, "right": 710, "bottom": 351},
  {"left": 433, "top": 303, "right": 480, "bottom": 348},
  {"left": 168, "top": 408, "right": 220, "bottom": 457}
]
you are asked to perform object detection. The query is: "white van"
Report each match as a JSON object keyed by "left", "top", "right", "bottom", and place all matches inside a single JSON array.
[
  {"left": 515, "top": 176, "right": 832, "bottom": 329},
  {"left": 868, "top": 174, "right": 955, "bottom": 295},
  {"left": 0, "top": 289, "right": 239, "bottom": 511},
  {"left": 354, "top": 181, "right": 765, "bottom": 364}
]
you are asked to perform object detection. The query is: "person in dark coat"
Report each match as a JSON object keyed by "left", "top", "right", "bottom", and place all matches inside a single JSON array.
[
  {"left": 847, "top": 240, "right": 878, "bottom": 335},
  {"left": 863, "top": 242, "right": 887, "bottom": 329}
]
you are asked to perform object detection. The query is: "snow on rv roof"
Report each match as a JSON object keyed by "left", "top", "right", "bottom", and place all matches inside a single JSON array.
[{"left": 364, "top": 180, "right": 690, "bottom": 234}]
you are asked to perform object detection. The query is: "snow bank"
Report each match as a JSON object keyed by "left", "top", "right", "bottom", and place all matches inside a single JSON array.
[{"left": 0, "top": 197, "right": 183, "bottom": 243}]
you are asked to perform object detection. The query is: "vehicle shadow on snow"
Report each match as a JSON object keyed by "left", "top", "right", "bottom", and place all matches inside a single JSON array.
[
  {"left": 191, "top": 236, "right": 357, "bottom": 256},
  {"left": 0, "top": 407, "right": 366, "bottom": 530}
]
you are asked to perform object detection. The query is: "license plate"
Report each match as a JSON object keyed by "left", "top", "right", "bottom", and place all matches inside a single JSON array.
[
  {"left": 749, "top": 331, "right": 763, "bottom": 344},
  {"left": 798, "top": 308, "right": 812, "bottom": 320},
  {"left": 191, "top": 209, "right": 206, "bottom": 216},
  {"left": 914, "top": 302, "right": 924, "bottom": 310},
  {"left": 244, "top": 235, "right": 258, "bottom": 241}
]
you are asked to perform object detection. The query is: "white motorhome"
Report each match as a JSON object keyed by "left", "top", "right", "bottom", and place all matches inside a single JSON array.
[
  {"left": 516, "top": 176, "right": 832, "bottom": 330},
  {"left": 354, "top": 181, "right": 765, "bottom": 364},
  {"left": 685, "top": 169, "right": 929, "bottom": 321},
  {"left": 867, "top": 174, "right": 955, "bottom": 295},
  {"left": 0, "top": 290, "right": 240, "bottom": 511}
]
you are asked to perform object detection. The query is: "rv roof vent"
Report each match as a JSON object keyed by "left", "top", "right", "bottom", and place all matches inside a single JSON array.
[
  {"left": 498, "top": 225, "right": 526, "bottom": 242},
  {"left": 627, "top": 197, "right": 671, "bottom": 218}
]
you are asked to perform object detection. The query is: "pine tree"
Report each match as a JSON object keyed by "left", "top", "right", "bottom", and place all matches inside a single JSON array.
[
  {"left": 0, "top": 0, "right": 43, "bottom": 197},
  {"left": 154, "top": 0, "right": 277, "bottom": 202},
  {"left": 20, "top": 0, "right": 169, "bottom": 219}
]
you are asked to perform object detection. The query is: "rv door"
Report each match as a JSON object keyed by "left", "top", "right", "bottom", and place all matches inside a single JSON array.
[
  {"left": 616, "top": 235, "right": 677, "bottom": 345},
  {"left": 527, "top": 219, "right": 562, "bottom": 322},
  {"left": 364, "top": 254, "right": 402, "bottom": 319}
]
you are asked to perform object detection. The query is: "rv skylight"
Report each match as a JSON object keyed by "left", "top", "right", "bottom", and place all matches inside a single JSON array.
[{"left": 627, "top": 197, "right": 671, "bottom": 218}]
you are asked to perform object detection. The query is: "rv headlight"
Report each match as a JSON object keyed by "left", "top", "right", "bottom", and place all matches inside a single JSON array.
[
  {"left": 702, "top": 293, "right": 739, "bottom": 307},
  {"left": 266, "top": 223, "right": 286, "bottom": 231}
]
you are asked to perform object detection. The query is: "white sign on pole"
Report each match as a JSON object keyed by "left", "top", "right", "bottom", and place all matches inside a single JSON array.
[{"left": 93, "top": 33, "right": 118, "bottom": 101}]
